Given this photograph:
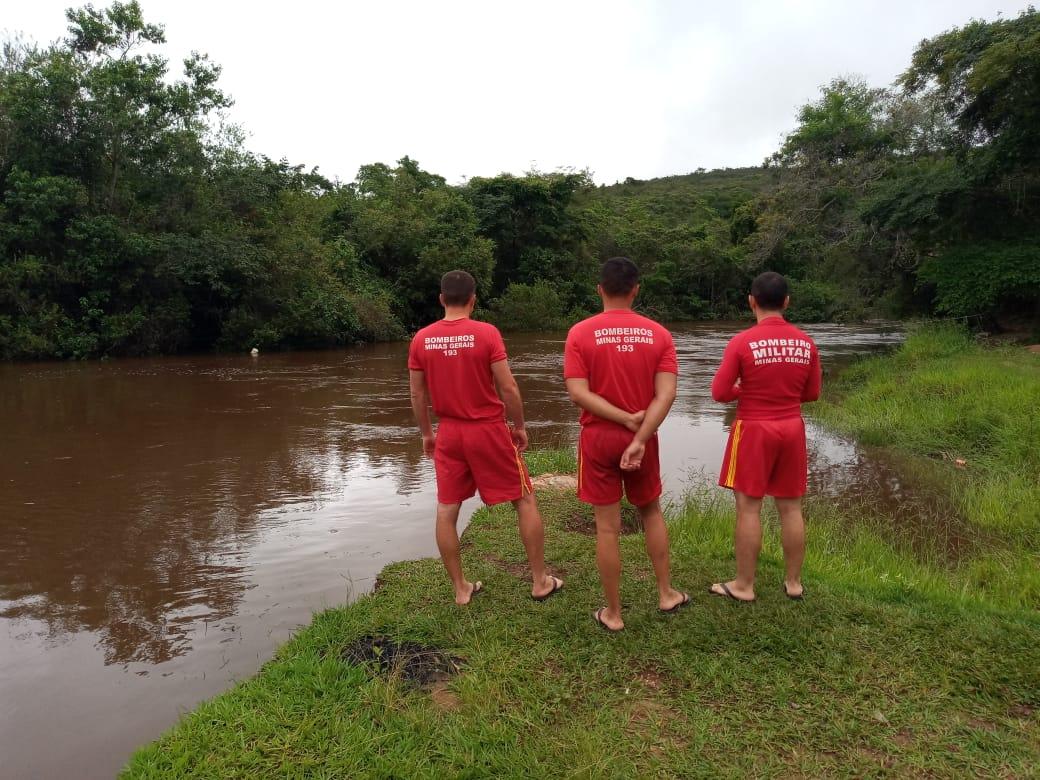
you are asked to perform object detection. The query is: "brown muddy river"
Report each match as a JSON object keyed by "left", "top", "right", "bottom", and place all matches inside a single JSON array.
[{"left": 0, "top": 322, "right": 903, "bottom": 779}]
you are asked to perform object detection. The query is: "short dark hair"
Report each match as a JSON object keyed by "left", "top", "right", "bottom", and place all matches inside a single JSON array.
[
  {"left": 750, "top": 271, "right": 789, "bottom": 310},
  {"left": 600, "top": 257, "right": 640, "bottom": 297},
  {"left": 441, "top": 270, "right": 476, "bottom": 306}
]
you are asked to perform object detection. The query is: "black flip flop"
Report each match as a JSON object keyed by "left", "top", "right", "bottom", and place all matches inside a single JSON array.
[
  {"left": 593, "top": 607, "right": 623, "bottom": 633},
  {"left": 659, "top": 591, "right": 691, "bottom": 613},
  {"left": 459, "top": 581, "right": 483, "bottom": 605},
  {"left": 782, "top": 583, "right": 804, "bottom": 601},
  {"left": 708, "top": 582, "right": 755, "bottom": 603},
  {"left": 532, "top": 575, "right": 564, "bottom": 602}
]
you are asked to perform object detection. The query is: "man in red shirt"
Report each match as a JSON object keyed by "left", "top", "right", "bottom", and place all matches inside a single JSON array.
[
  {"left": 409, "top": 271, "right": 562, "bottom": 605},
  {"left": 564, "top": 257, "right": 689, "bottom": 632},
  {"left": 709, "top": 271, "right": 822, "bottom": 603}
]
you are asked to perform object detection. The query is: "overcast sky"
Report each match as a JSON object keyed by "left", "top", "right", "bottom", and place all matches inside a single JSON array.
[{"left": 4, "top": 1, "right": 1033, "bottom": 184}]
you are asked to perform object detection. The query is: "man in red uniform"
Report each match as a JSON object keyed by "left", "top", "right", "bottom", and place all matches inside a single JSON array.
[
  {"left": 564, "top": 257, "right": 689, "bottom": 632},
  {"left": 409, "top": 270, "right": 562, "bottom": 605},
  {"left": 709, "top": 271, "right": 822, "bottom": 602}
]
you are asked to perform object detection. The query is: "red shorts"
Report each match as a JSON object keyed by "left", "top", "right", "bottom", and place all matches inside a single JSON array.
[
  {"left": 434, "top": 419, "right": 532, "bottom": 505},
  {"left": 577, "top": 424, "right": 662, "bottom": 507},
  {"left": 719, "top": 417, "right": 807, "bottom": 498}
]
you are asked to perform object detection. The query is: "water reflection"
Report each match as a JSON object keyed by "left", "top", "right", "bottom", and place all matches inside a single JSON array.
[{"left": 0, "top": 321, "right": 906, "bottom": 778}]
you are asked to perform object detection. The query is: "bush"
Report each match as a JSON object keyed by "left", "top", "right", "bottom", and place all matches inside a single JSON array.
[
  {"left": 918, "top": 241, "right": 1040, "bottom": 319},
  {"left": 487, "top": 281, "right": 581, "bottom": 331},
  {"left": 787, "top": 279, "right": 850, "bottom": 322}
]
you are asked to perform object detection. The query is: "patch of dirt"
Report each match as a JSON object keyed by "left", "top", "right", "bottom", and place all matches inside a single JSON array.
[
  {"left": 858, "top": 747, "right": 895, "bottom": 769},
  {"left": 893, "top": 730, "right": 913, "bottom": 747},
  {"left": 563, "top": 504, "right": 642, "bottom": 535},
  {"left": 428, "top": 681, "right": 461, "bottom": 711},
  {"left": 1008, "top": 704, "right": 1035, "bottom": 719},
  {"left": 563, "top": 510, "right": 595, "bottom": 535},
  {"left": 629, "top": 698, "right": 680, "bottom": 725},
  {"left": 967, "top": 718, "right": 997, "bottom": 732},
  {"left": 1027, "top": 344, "right": 1040, "bottom": 354},
  {"left": 542, "top": 658, "right": 565, "bottom": 678},
  {"left": 340, "top": 635, "right": 463, "bottom": 687},
  {"left": 531, "top": 473, "right": 578, "bottom": 491},
  {"left": 636, "top": 668, "right": 665, "bottom": 691},
  {"left": 481, "top": 553, "right": 529, "bottom": 577}
]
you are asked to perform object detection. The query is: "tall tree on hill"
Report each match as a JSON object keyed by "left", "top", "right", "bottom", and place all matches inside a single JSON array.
[{"left": 893, "top": 8, "right": 1040, "bottom": 320}]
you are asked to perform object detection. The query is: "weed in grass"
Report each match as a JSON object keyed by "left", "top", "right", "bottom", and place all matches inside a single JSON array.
[{"left": 339, "top": 635, "right": 463, "bottom": 687}]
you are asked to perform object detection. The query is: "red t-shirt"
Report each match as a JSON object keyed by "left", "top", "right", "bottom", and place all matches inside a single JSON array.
[
  {"left": 408, "top": 318, "right": 507, "bottom": 422},
  {"left": 563, "top": 309, "right": 678, "bottom": 429},
  {"left": 710, "top": 316, "right": 822, "bottom": 420}
]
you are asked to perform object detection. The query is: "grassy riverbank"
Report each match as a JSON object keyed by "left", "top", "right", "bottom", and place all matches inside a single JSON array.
[
  {"left": 124, "top": 328, "right": 1040, "bottom": 778},
  {"left": 814, "top": 324, "right": 1040, "bottom": 608},
  {"left": 122, "top": 489, "right": 1039, "bottom": 778},
  {"left": 818, "top": 325, "right": 1039, "bottom": 541}
]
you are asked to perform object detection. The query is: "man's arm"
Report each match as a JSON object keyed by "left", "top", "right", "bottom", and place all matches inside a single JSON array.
[
  {"left": 565, "top": 378, "right": 645, "bottom": 432},
  {"left": 620, "top": 372, "right": 677, "bottom": 470},
  {"left": 801, "top": 345, "right": 822, "bottom": 402},
  {"left": 408, "top": 369, "right": 436, "bottom": 458},
  {"left": 711, "top": 340, "right": 742, "bottom": 402},
  {"left": 491, "top": 359, "right": 531, "bottom": 451}
]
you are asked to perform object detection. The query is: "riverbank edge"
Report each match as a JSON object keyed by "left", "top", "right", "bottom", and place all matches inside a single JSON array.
[{"left": 122, "top": 333, "right": 1040, "bottom": 777}]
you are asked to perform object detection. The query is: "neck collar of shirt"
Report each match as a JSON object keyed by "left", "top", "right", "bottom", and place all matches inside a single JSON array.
[
  {"left": 441, "top": 316, "right": 471, "bottom": 324},
  {"left": 758, "top": 315, "right": 786, "bottom": 325}
]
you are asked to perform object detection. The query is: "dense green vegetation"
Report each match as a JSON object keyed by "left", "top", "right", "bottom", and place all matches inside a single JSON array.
[
  {"left": 123, "top": 450, "right": 1039, "bottom": 778},
  {"left": 3, "top": 4, "right": 1038, "bottom": 359}
]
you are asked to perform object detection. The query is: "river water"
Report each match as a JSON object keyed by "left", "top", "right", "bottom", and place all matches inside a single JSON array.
[{"left": 0, "top": 322, "right": 903, "bottom": 779}]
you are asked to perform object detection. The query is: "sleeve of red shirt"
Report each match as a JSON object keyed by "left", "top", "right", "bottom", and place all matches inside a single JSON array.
[
  {"left": 488, "top": 324, "right": 507, "bottom": 364},
  {"left": 407, "top": 333, "right": 424, "bottom": 371},
  {"left": 656, "top": 330, "right": 678, "bottom": 374},
  {"left": 563, "top": 327, "right": 587, "bottom": 379},
  {"left": 801, "top": 340, "right": 822, "bottom": 402},
  {"left": 711, "top": 336, "right": 742, "bottom": 402}
]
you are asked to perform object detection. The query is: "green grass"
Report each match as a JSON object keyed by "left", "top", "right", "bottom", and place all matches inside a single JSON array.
[
  {"left": 124, "top": 481, "right": 1039, "bottom": 778},
  {"left": 811, "top": 323, "right": 1040, "bottom": 611},
  {"left": 524, "top": 448, "right": 578, "bottom": 477},
  {"left": 815, "top": 324, "right": 1040, "bottom": 544}
]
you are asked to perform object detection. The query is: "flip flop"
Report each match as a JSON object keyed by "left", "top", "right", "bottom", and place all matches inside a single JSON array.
[
  {"left": 659, "top": 591, "right": 691, "bottom": 613},
  {"left": 593, "top": 607, "right": 623, "bottom": 633},
  {"left": 532, "top": 575, "right": 564, "bottom": 602},
  {"left": 459, "top": 581, "right": 483, "bottom": 605},
  {"left": 707, "top": 582, "right": 755, "bottom": 603},
  {"left": 782, "top": 583, "right": 804, "bottom": 601}
]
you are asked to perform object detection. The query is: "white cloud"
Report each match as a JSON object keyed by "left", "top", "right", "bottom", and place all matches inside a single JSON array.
[{"left": 3, "top": 0, "right": 1033, "bottom": 183}]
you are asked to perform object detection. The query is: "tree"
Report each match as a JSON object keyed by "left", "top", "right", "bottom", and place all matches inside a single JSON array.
[
  {"left": 328, "top": 157, "right": 494, "bottom": 326},
  {"left": 901, "top": 7, "right": 1040, "bottom": 177},
  {"left": 465, "top": 171, "right": 593, "bottom": 295}
]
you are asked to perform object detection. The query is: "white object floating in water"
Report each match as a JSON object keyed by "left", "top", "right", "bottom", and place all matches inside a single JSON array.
[{"left": 250, "top": 347, "right": 259, "bottom": 356}]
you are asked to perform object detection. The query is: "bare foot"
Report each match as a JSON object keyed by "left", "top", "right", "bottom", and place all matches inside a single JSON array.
[
  {"left": 708, "top": 580, "right": 755, "bottom": 602},
  {"left": 659, "top": 588, "right": 690, "bottom": 612},
  {"left": 783, "top": 580, "right": 804, "bottom": 599},
  {"left": 455, "top": 580, "right": 483, "bottom": 605},
  {"left": 532, "top": 574, "right": 563, "bottom": 601},
  {"left": 593, "top": 606, "right": 624, "bottom": 632}
]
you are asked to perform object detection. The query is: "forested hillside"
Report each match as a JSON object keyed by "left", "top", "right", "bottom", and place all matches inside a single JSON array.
[{"left": 1, "top": 2, "right": 1037, "bottom": 359}]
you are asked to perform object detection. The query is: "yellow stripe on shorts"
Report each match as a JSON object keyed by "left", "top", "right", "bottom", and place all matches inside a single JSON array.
[
  {"left": 725, "top": 420, "right": 744, "bottom": 488},
  {"left": 514, "top": 448, "right": 529, "bottom": 495}
]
